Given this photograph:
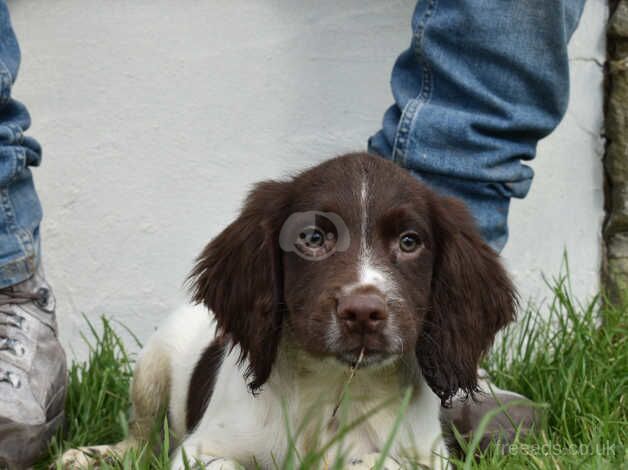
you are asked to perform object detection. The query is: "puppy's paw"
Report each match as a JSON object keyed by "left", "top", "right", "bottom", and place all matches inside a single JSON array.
[
  {"left": 346, "top": 453, "right": 402, "bottom": 470},
  {"left": 56, "top": 445, "right": 118, "bottom": 469}
]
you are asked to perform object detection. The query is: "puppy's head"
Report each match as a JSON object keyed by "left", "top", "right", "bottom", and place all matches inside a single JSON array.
[{"left": 190, "top": 153, "right": 516, "bottom": 403}]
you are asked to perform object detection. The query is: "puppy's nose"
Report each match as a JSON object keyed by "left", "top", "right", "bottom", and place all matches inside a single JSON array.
[{"left": 336, "top": 294, "right": 387, "bottom": 333}]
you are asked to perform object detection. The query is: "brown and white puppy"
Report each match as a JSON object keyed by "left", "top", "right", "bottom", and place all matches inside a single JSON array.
[{"left": 61, "top": 153, "right": 516, "bottom": 469}]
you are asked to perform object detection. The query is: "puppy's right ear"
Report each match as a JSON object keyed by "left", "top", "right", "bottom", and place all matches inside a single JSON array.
[{"left": 188, "top": 180, "right": 291, "bottom": 392}]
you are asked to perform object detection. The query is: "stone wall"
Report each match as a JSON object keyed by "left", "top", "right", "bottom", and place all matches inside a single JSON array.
[{"left": 604, "top": 0, "right": 628, "bottom": 302}]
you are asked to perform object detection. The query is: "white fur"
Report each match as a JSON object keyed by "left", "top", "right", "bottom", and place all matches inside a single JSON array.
[
  {"left": 356, "top": 177, "right": 390, "bottom": 291},
  {"left": 341, "top": 175, "right": 395, "bottom": 297},
  {"left": 143, "top": 305, "right": 448, "bottom": 469}
]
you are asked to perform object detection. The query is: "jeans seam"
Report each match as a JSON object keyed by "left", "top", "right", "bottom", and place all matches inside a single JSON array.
[
  {"left": 0, "top": 145, "right": 26, "bottom": 192},
  {"left": 8, "top": 124, "right": 24, "bottom": 145},
  {"left": 0, "top": 149, "right": 35, "bottom": 263},
  {"left": 0, "top": 59, "right": 11, "bottom": 106},
  {"left": 13, "top": 144, "right": 25, "bottom": 176},
  {"left": 392, "top": 0, "right": 436, "bottom": 167}
]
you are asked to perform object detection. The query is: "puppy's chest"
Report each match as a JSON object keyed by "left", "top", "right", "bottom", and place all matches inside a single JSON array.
[{"left": 288, "top": 373, "right": 404, "bottom": 457}]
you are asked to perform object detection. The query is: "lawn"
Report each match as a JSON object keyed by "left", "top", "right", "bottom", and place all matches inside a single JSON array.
[{"left": 40, "top": 276, "right": 627, "bottom": 469}]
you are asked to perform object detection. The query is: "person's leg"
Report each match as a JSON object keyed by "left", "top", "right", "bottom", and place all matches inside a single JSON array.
[
  {"left": 0, "top": 1, "right": 66, "bottom": 467},
  {"left": 369, "top": 0, "right": 586, "bottom": 252},
  {"left": 0, "top": 0, "right": 42, "bottom": 285}
]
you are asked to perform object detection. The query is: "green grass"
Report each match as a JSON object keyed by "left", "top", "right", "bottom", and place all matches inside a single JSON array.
[{"left": 40, "top": 277, "right": 627, "bottom": 469}]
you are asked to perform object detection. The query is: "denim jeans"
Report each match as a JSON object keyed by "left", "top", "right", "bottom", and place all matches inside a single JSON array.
[
  {"left": 0, "top": 1, "right": 588, "bottom": 288},
  {"left": 0, "top": 1, "right": 42, "bottom": 289},
  {"left": 369, "top": 0, "right": 586, "bottom": 251}
]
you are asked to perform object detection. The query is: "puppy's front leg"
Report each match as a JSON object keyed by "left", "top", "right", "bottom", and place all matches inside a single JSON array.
[
  {"left": 170, "top": 445, "right": 244, "bottom": 470},
  {"left": 58, "top": 439, "right": 140, "bottom": 469}
]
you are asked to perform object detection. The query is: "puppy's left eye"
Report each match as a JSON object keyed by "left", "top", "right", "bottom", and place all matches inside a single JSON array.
[
  {"left": 299, "top": 227, "right": 325, "bottom": 248},
  {"left": 294, "top": 225, "right": 336, "bottom": 259},
  {"left": 399, "top": 232, "right": 421, "bottom": 253}
]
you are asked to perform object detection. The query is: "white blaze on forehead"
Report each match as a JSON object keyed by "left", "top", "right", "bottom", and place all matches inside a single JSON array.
[
  {"left": 360, "top": 176, "right": 368, "bottom": 254},
  {"left": 345, "top": 174, "right": 391, "bottom": 293},
  {"left": 359, "top": 264, "right": 388, "bottom": 287}
]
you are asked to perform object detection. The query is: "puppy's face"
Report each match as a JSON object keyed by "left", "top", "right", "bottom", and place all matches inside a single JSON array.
[
  {"left": 279, "top": 157, "right": 435, "bottom": 368},
  {"left": 191, "top": 153, "right": 516, "bottom": 403}
]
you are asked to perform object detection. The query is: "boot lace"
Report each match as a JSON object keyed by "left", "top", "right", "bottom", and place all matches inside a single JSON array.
[
  {"left": 0, "top": 368, "right": 20, "bottom": 388},
  {"left": 0, "top": 287, "right": 49, "bottom": 387}
]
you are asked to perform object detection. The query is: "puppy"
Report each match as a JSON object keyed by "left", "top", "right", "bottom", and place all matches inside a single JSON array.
[{"left": 60, "top": 153, "right": 516, "bottom": 469}]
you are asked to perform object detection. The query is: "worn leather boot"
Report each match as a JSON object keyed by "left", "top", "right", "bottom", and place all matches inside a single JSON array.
[{"left": 0, "top": 264, "right": 67, "bottom": 469}]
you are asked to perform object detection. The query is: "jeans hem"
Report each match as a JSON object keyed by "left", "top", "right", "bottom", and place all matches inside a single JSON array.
[
  {"left": 0, "top": 169, "right": 40, "bottom": 288},
  {"left": 0, "top": 249, "right": 38, "bottom": 288}
]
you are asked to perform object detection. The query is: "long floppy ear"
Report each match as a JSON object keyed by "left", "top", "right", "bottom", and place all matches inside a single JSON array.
[
  {"left": 418, "top": 195, "right": 517, "bottom": 405},
  {"left": 189, "top": 180, "right": 291, "bottom": 392}
]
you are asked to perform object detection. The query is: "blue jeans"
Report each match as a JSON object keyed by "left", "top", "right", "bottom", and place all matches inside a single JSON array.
[
  {"left": 370, "top": 0, "right": 586, "bottom": 251},
  {"left": 0, "top": 1, "right": 587, "bottom": 288},
  {"left": 0, "top": 1, "right": 42, "bottom": 289}
]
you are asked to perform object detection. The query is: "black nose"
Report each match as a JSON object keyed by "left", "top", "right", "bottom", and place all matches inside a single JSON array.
[{"left": 336, "top": 294, "right": 388, "bottom": 333}]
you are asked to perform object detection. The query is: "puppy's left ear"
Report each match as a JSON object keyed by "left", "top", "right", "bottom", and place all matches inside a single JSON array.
[
  {"left": 418, "top": 195, "right": 517, "bottom": 405},
  {"left": 189, "top": 180, "right": 291, "bottom": 392}
]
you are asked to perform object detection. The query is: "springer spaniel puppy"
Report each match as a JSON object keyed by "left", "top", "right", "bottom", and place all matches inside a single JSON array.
[{"left": 61, "top": 153, "right": 517, "bottom": 469}]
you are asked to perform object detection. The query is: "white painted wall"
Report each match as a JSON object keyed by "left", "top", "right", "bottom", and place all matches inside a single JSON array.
[{"left": 7, "top": 0, "right": 606, "bottom": 359}]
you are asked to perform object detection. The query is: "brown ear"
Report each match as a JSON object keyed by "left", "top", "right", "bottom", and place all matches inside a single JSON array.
[
  {"left": 189, "top": 181, "right": 291, "bottom": 392},
  {"left": 418, "top": 195, "right": 517, "bottom": 406}
]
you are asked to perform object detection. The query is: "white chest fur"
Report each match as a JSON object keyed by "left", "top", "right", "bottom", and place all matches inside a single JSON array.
[
  {"left": 146, "top": 305, "right": 446, "bottom": 468},
  {"left": 179, "top": 343, "right": 444, "bottom": 466}
]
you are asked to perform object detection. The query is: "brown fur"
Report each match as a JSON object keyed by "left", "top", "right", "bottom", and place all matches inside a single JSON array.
[
  {"left": 186, "top": 336, "right": 227, "bottom": 432},
  {"left": 419, "top": 196, "right": 517, "bottom": 405}
]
